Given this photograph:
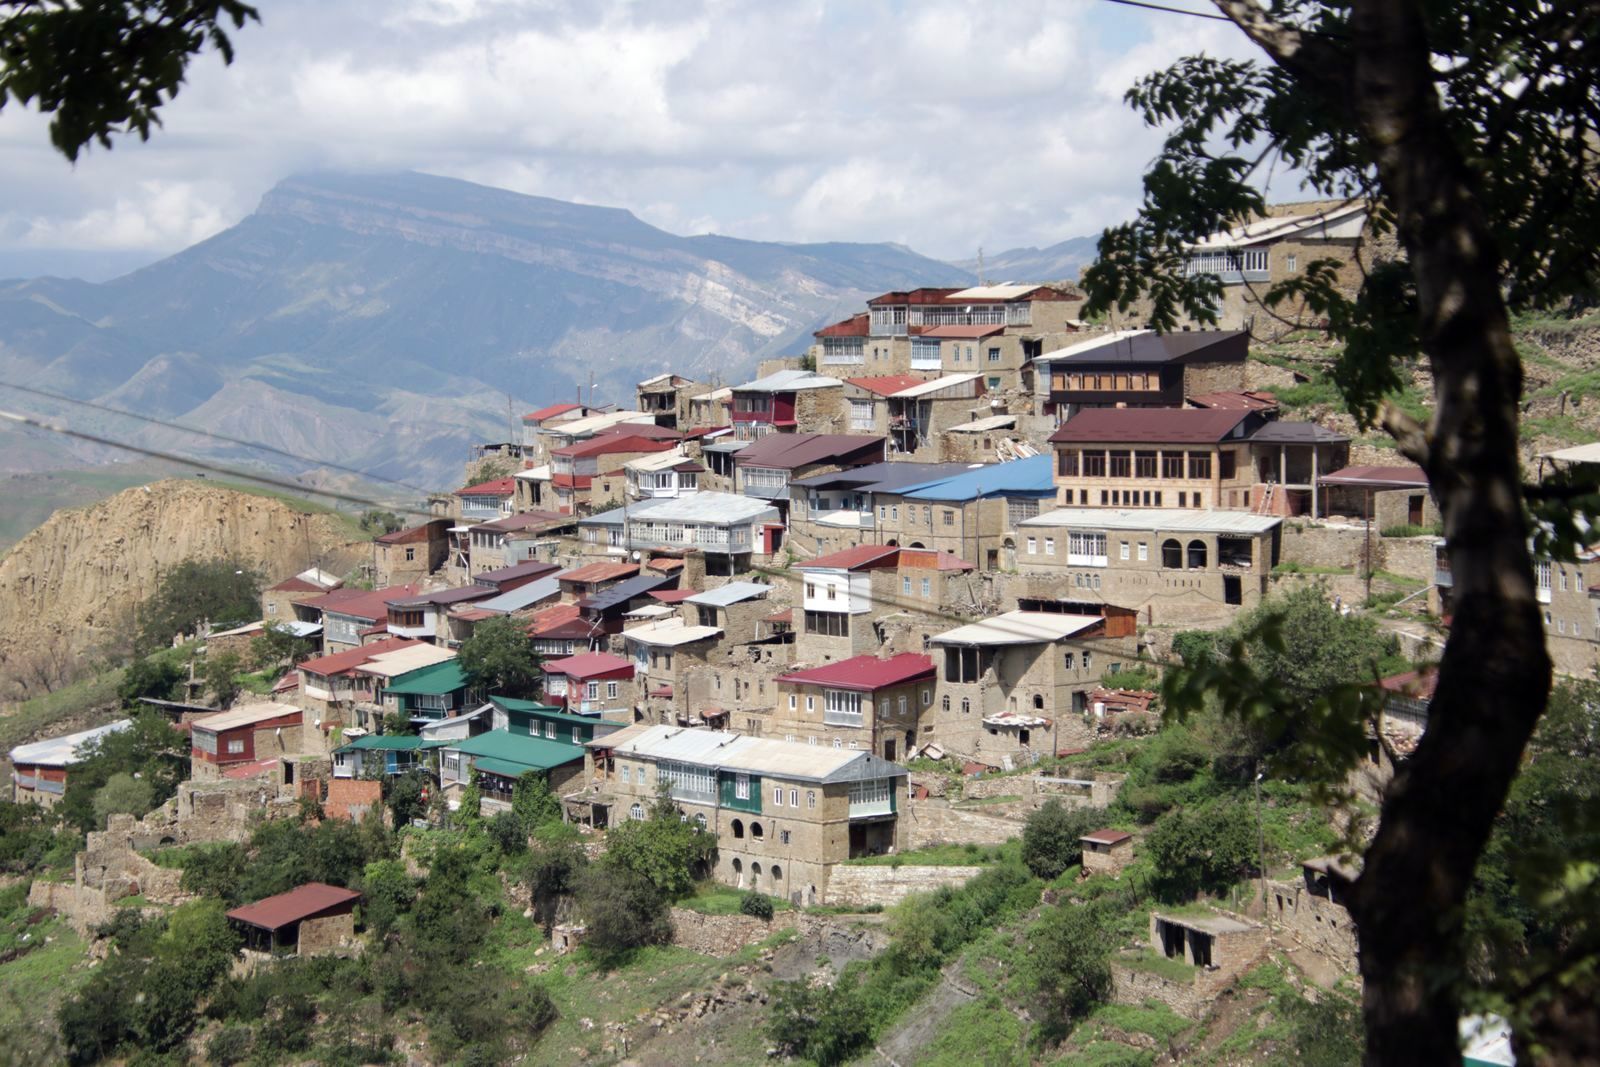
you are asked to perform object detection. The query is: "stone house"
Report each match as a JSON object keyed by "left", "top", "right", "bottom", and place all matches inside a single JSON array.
[
  {"left": 190, "top": 702, "right": 305, "bottom": 781},
  {"left": 1317, "top": 465, "right": 1437, "bottom": 527},
  {"left": 581, "top": 723, "right": 910, "bottom": 905},
  {"left": 298, "top": 585, "right": 418, "bottom": 654},
  {"left": 622, "top": 618, "right": 725, "bottom": 725},
  {"left": 728, "top": 369, "right": 848, "bottom": 440},
  {"left": 577, "top": 492, "right": 784, "bottom": 577},
  {"left": 793, "top": 545, "right": 903, "bottom": 664},
  {"left": 519, "top": 402, "right": 595, "bottom": 454},
  {"left": 1080, "top": 828, "right": 1134, "bottom": 876},
  {"left": 733, "top": 432, "right": 886, "bottom": 522},
  {"left": 227, "top": 882, "right": 361, "bottom": 957},
  {"left": 542, "top": 651, "right": 635, "bottom": 719},
  {"left": 682, "top": 581, "right": 774, "bottom": 642},
  {"left": 437, "top": 725, "right": 589, "bottom": 810},
  {"left": 636, "top": 372, "right": 713, "bottom": 430},
  {"left": 261, "top": 567, "right": 345, "bottom": 623},
  {"left": 1266, "top": 856, "right": 1360, "bottom": 973},
  {"left": 682, "top": 388, "right": 732, "bottom": 433},
  {"left": 927, "top": 610, "right": 1141, "bottom": 759},
  {"left": 843, "top": 373, "right": 998, "bottom": 460},
  {"left": 9, "top": 720, "right": 131, "bottom": 807},
  {"left": 866, "top": 454, "right": 1058, "bottom": 569},
  {"left": 624, "top": 448, "right": 705, "bottom": 502},
  {"left": 557, "top": 561, "right": 641, "bottom": 601},
  {"left": 786, "top": 460, "right": 975, "bottom": 556},
  {"left": 463, "top": 511, "right": 572, "bottom": 575},
  {"left": 1017, "top": 507, "right": 1282, "bottom": 623},
  {"left": 453, "top": 477, "right": 516, "bottom": 523},
  {"left": 1150, "top": 909, "right": 1268, "bottom": 977},
  {"left": 549, "top": 433, "right": 680, "bottom": 515},
  {"left": 369, "top": 521, "right": 451, "bottom": 587},
  {"left": 1035, "top": 329, "right": 1249, "bottom": 420},
  {"left": 771, "top": 653, "right": 937, "bottom": 761},
  {"left": 841, "top": 374, "right": 924, "bottom": 435},
  {"left": 384, "top": 585, "right": 496, "bottom": 645}
]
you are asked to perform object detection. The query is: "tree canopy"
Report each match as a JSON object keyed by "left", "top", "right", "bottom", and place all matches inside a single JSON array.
[
  {"left": 136, "top": 557, "right": 262, "bottom": 654},
  {"left": 1083, "top": 2, "right": 1599, "bottom": 1061},
  {"left": 457, "top": 616, "right": 543, "bottom": 701}
]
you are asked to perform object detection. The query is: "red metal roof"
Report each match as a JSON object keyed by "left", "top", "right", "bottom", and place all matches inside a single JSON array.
[
  {"left": 1186, "top": 390, "right": 1279, "bottom": 411},
  {"left": 648, "top": 685, "right": 674, "bottom": 698},
  {"left": 734, "top": 433, "right": 885, "bottom": 470},
  {"left": 454, "top": 477, "right": 516, "bottom": 496},
  {"left": 764, "top": 608, "right": 793, "bottom": 623},
  {"left": 847, "top": 375, "right": 926, "bottom": 396},
  {"left": 897, "top": 549, "right": 975, "bottom": 572},
  {"left": 227, "top": 882, "right": 362, "bottom": 931},
  {"left": 544, "top": 651, "right": 635, "bottom": 680},
  {"left": 777, "top": 652, "right": 936, "bottom": 692},
  {"left": 524, "top": 402, "right": 584, "bottom": 422},
  {"left": 796, "top": 545, "right": 901, "bottom": 571},
  {"left": 1320, "top": 465, "right": 1430, "bottom": 489},
  {"left": 451, "top": 607, "right": 498, "bottom": 622},
  {"left": 305, "top": 585, "right": 418, "bottom": 623},
  {"left": 551, "top": 473, "right": 594, "bottom": 489},
  {"left": 815, "top": 312, "right": 871, "bottom": 338},
  {"left": 590, "top": 422, "right": 682, "bottom": 441},
  {"left": 1081, "top": 829, "right": 1133, "bottom": 845},
  {"left": 268, "top": 576, "right": 324, "bottom": 593},
  {"left": 919, "top": 324, "right": 1006, "bottom": 339},
  {"left": 559, "top": 562, "right": 639, "bottom": 584},
  {"left": 1379, "top": 668, "right": 1438, "bottom": 702},
  {"left": 375, "top": 520, "right": 446, "bottom": 545},
  {"left": 867, "top": 287, "right": 964, "bottom": 306},
  {"left": 649, "top": 588, "right": 698, "bottom": 603},
  {"left": 647, "top": 557, "right": 686, "bottom": 572},
  {"left": 1048, "top": 407, "right": 1250, "bottom": 445},
  {"left": 550, "top": 435, "right": 677, "bottom": 459},
  {"left": 682, "top": 425, "right": 732, "bottom": 438},
  {"left": 298, "top": 636, "right": 418, "bottom": 678},
  {"left": 221, "top": 758, "right": 280, "bottom": 780}
]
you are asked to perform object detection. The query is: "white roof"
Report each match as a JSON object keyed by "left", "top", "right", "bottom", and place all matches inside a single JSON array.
[
  {"left": 624, "top": 604, "right": 677, "bottom": 620},
  {"left": 591, "top": 723, "right": 907, "bottom": 784},
  {"left": 546, "top": 411, "right": 657, "bottom": 437},
  {"left": 1192, "top": 202, "right": 1367, "bottom": 250},
  {"left": 947, "top": 283, "right": 1046, "bottom": 300},
  {"left": 1035, "top": 330, "right": 1152, "bottom": 363},
  {"left": 732, "top": 369, "right": 843, "bottom": 393},
  {"left": 10, "top": 719, "right": 132, "bottom": 767},
  {"left": 211, "top": 620, "right": 320, "bottom": 639},
  {"left": 1541, "top": 442, "right": 1600, "bottom": 464},
  {"left": 623, "top": 491, "right": 778, "bottom": 525},
  {"left": 513, "top": 464, "right": 552, "bottom": 481},
  {"left": 355, "top": 644, "right": 457, "bottom": 679},
  {"left": 207, "top": 621, "right": 265, "bottom": 639},
  {"left": 946, "top": 414, "right": 1016, "bottom": 433},
  {"left": 1022, "top": 507, "right": 1282, "bottom": 534},
  {"left": 930, "top": 611, "right": 1102, "bottom": 646},
  {"left": 621, "top": 619, "right": 723, "bottom": 647},
  {"left": 695, "top": 387, "right": 732, "bottom": 402},
  {"left": 295, "top": 567, "right": 344, "bottom": 590},
  {"left": 625, "top": 449, "right": 694, "bottom": 473},
  {"left": 637, "top": 372, "right": 678, "bottom": 388},
  {"left": 685, "top": 581, "right": 770, "bottom": 607},
  {"left": 191, "top": 701, "right": 301, "bottom": 733},
  {"left": 891, "top": 372, "right": 983, "bottom": 399}
]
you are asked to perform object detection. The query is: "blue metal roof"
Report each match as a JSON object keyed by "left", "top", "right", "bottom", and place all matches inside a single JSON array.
[{"left": 897, "top": 455, "right": 1055, "bottom": 501}]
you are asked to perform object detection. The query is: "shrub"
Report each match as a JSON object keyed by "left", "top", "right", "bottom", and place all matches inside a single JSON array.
[
  {"left": 207, "top": 1025, "right": 254, "bottom": 1066},
  {"left": 576, "top": 866, "right": 671, "bottom": 962},
  {"left": 767, "top": 979, "right": 872, "bottom": 1067},
  {"left": 485, "top": 810, "right": 528, "bottom": 855},
  {"left": 1021, "top": 800, "right": 1107, "bottom": 880},
  {"left": 600, "top": 794, "right": 715, "bottom": 900},
  {"left": 740, "top": 892, "right": 775, "bottom": 920},
  {"left": 1145, "top": 797, "right": 1259, "bottom": 902},
  {"left": 1029, "top": 902, "right": 1115, "bottom": 1037}
]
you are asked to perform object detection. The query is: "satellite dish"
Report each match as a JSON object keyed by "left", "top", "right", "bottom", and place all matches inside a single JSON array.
[{"left": 631, "top": 551, "right": 642, "bottom": 561}]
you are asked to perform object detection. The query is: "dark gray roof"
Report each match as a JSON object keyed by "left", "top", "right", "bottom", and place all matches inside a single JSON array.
[
  {"left": 387, "top": 586, "right": 495, "bottom": 609},
  {"left": 790, "top": 460, "right": 973, "bottom": 493},
  {"left": 1246, "top": 421, "right": 1349, "bottom": 444},
  {"left": 579, "top": 572, "right": 677, "bottom": 614}
]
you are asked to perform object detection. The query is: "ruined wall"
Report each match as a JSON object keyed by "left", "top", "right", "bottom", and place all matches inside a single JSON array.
[
  {"left": 297, "top": 911, "right": 356, "bottom": 955},
  {"left": 1110, "top": 963, "right": 1209, "bottom": 1019},
  {"left": 1266, "top": 878, "right": 1360, "bottom": 974},
  {"left": 823, "top": 864, "right": 984, "bottom": 907},
  {"left": 903, "top": 802, "right": 1023, "bottom": 848}
]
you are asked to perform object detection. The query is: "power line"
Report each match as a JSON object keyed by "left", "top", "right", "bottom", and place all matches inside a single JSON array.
[
  {"left": 1096, "top": 0, "right": 1234, "bottom": 24},
  {"left": 0, "top": 379, "right": 439, "bottom": 499},
  {"left": 0, "top": 408, "right": 436, "bottom": 522}
]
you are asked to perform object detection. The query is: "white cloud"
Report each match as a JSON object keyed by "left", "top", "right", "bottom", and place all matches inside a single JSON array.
[{"left": 0, "top": 0, "right": 1264, "bottom": 266}]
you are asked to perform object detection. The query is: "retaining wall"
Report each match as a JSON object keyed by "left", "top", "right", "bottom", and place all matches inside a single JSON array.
[{"left": 824, "top": 864, "right": 984, "bottom": 907}]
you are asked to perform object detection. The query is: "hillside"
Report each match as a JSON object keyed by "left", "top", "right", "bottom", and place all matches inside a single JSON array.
[
  {"left": 0, "top": 171, "right": 972, "bottom": 489},
  {"left": 0, "top": 480, "right": 367, "bottom": 699},
  {"left": 956, "top": 233, "right": 1101, "bottom": 286}
]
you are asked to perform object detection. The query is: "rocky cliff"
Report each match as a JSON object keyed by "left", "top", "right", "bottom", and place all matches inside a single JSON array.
[{"left": 0, "top": 480, "right": 366, "bottom": 694}]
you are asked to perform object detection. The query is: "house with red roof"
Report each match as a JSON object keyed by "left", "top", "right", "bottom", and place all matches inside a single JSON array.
[
  {"left": 733, "top": 433, "right": 885, "bottom": 520},
  {"left": 792, "top": 546, "right": 903, "bottom": 663},
  {"left": 455, "top": 477, "right": 517, "bottom": 523},
  {"left": 299, "top": 585, "right": 419, "bottom": 653},
  {"left": 227, "top": 882, "right": 361, "bottom": 957},
  {"left": 261, "top": 568, "right": 344, "bottom": 623},
  {"left": 772, "top": 653, "right": 937, "bottom": 761},
  {"left": 371, "top": 518, "right": 453, "bottom": 587},
  {"left": 549, "top": 433, "right": 679, "bottom": 515},
  {"left": 526, "top": 603, "right": 596, "bottom": 659},
  {"left": 520, "top": 402, "right": 595, "bottom": 449},
  {"left": 542, "top": 652, "right": 635, "bottom": 720}
]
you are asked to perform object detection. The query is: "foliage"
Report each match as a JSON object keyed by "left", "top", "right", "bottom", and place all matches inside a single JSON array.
[
  {"left": 176, "top": 842, "right": 247, "bottom": 904},
  {"left": 359, "top": 509, "right": 405, "bottom": 535},
  {"left": 1021, "top": 800, "right": 1108, "bottom": 881},
  {"left": 457, "top": 616, "right": 544, "bottom": 701},
  {"left": 116, "top": 653, "right": 185, "bottom": 706},
  {"left": 360, "top": 859, "right": 416, "bottom": 940},
  {"left": 380, "top": 709, "right": 416, "bottom": 736},
  {"left": 57, "top": 710, "right": 188, "bottom": 832},
  {"left": 520, "top": 823, "right": 589, "bottom": 932},
  {"left": 135, "top": 557, "right": 262, "bottom": 654},
  {"left": 766, "top": 978, "right": 871, "bottom": 1066},
  {"left": 575, "top": 865, "right": 672, "bottom": 963},
  {"left": 455, "top": 781, "right": 483, "bottom": 828},
  {"left": 201, "top": 649, "right": 245, "bottom": 707},
  {"left": 91, "top": 772, "right": 153, "bottom": 820},
  {"left": 1144, "top": 797, "right": 1259, "bottom": 903},
  {"left": 1029, "top": 902, "right": 1115, "bottom": 1036},
  {"left": 0, "top": 800, "right": 82, "bottom": 875},
  {"left": 237, "top": 817, "right": 382, "bottom": 902},
  {"left": 250, "top": 621, "right": 315, "bottom": 672},
  {"left": 740, "top": 891, "right": 775, "bottom": 920},
  {"left": 383, "top": 770, "right": 428, "bottom": 829},
  {"left": 0, "top": 0, "right": 261, "bottom": 162},
  {"left": 598, "top": 793, "right": 715, "bottom": 901},
  {"left": 486, "top": 810, "right": 528, "bottom": 855},
  {"left": 511, "top": 770, "right": 562, "bottom": 832}
]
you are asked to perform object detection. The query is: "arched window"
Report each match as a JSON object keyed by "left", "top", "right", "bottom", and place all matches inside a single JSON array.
[
  {"left": 694, "top": 813, "right": 707, "bottom": 831},
  {"left": 751, "top": 862, "right": 763, "bottom": 879},
  {"left": 629, "top": 803, "right": 644, "bottom": 821},
  {"left": 1187, "top": 539, "right": 1208, "bottom": 569},
  {"left": 941, "top": 694, "right": 951, "bottom": 712},
  {"left": 731, "top": 818, "right": 744, "bottom": 839},
  {"left": 1162, "top": 538, "right": 1183, "bottom": 568},
  {"left": 751, "top": 822, "right": 764, "bottom": 839},
  {"left": 771, "top": 864, "right": 782, "bottom": 882},
  {"left": 1032, "top": 694, "right": 1045, "bottom": 710},
  {"left": 960, "top": 697, "right": 971, "bottom": 714}
]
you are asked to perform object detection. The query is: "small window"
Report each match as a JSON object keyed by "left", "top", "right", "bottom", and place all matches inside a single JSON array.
[
  {"left": 780, "top": 829, "right": 791, "bottom": 845},
  {"left": 807, "top": 791, "right": 816, "bottom": 809},
  {"left": 1045, "top": 537, "right": 1055, "bottom": 555},
  {"left": 773, "top": 786, "right": 784, "bottom": 806},
  {"left": 751, "top": 822, "right": 764, "bottom": 839},
  {"left": 902, "top": 576, "right": 912, "bottom": 594},
  {"left": 695, "top": 813, "right": 707, "bottom": 830},
  {"left": 941, "top": 694, "right": 951, "bottom": 711},
  {"left": 788, "top": 694, "right": 796, "bottom": 710},
  {"left": 806, "top": 696, "right": 815, "bottom": 712},
  {"left": 961, "top": 697, "right": 971, "bottom": 714},
  {"left": 1120, "top": 541, "right": 1130, "bottom": 561},
  {"left": 790, "top": 789, "right": 798, "bottom": 807},
  {"left": 606, "top": 681, "right": 619, "bottom": 699},
  {"left": 921, "top": 577, "right": 931, "bottom": 596},
  {"left": 630, "top": 803, "right": 644, "bottom": 821},
  {"left": 621, "top": 765, "right": 631, "bottom": 783},
  {"left": 731, "top": 819, "right": 744, "bottom": 839},
  {"left": 226, "top": 740, "right": 245, "bottom": 754},
  {"left": 1138, "top": 542, "right": 1149, "bottom": 562},
  {"left": 833, "top": 737, "right": 843, "bottom": 749},
  {"left": 921, "top": 688, "right": 931, "bottom": 708}
]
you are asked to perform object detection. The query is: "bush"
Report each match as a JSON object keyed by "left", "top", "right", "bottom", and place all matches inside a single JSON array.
[
  {"left": 1029, "top": 902, "right": 1115, "bottom": 1037},
  {"left": 576, "top": 866, "right": 671, "bottom": 962},
  {"left": 1145, "top": 797, "right": 1259, "bottom": 902},
  {"left": 600, "top": 794, "right": 715, "bottom": 900},
  {"left": 520, "top": 824, "right": 588, "bottom": 931},
  {"left": 177, "top": 842, "right": 247, "bottom": 904},
  {"left": 767, "top": 979, "right": 872, "bottom": 1067},
  {"left": 135, "top": 557, "right": 262, "bottom": 654},
  {"left": 740, "top": 892, "right": 775, "bottom": 920},
  {"left": 1021, "top": 800, "right": 1107, "bottom": 881},
  {"left": 485, "top": 810, "right": 528, "bottom": 855},
  {"left": 207, "top": 1025, "right": 254, "bottom": 1066}
]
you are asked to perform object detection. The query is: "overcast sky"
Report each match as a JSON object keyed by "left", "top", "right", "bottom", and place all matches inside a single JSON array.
[{"left": 0, "top": 0, "right": 1262, "bottom": 279}]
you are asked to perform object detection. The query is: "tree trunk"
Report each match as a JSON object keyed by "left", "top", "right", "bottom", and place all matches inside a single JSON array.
[{"left": 1338, "top": 2, "right": 1552, "bottom": 1064}]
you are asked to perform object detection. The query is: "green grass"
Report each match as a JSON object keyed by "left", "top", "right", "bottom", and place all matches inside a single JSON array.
[
  {"left": 1051, "top": 1041, "right": 1157, "bottom": 1066},
  {"left": 0, "top": 915, "right": 90, "bottom": 1064},
  {"left": 1116, "top": 949, "right": 1197, "bottom": 983},
  {"left": 1512, "top": 308, "right": 1600, "bottom": 335},
  {"left": 1087, "top": 1000, "right": 1192, "bottom": 1043},
  {"left": 1379, "top": 523, "right": 1442, "bottom": 538},
  {"left": 677, "top": 882, "right": 792, "bottom": 916},
  {"left": 920, "top": 996, "right": 1030, "bottom": 1066},
  {"left": 1521, "top": 413, "right": 1587, "bottom": 443},
  {"left": 845, "top": 840, "right": 1016, "bottom": 866},
  {"left": 952, "top": 794, "right": 1024, "bottom": 807},
  {"left": 1272, "top": 562, "right": 1352, "bottom": 576},
  {"left": 0, "top": 666, "right": 125, "bottom": 748}
]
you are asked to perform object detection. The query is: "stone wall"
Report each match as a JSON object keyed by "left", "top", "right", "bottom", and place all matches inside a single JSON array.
[
  {"left": 824, "top": 864, "right": 984, "bottom": 907},
  {"left": 1265, "top": 877, "right": 1359, "bottom": 975},
  {"left": 1110, "top": 963, "right": 1209, "bottom": 1019},
  {"left": 298, "top": 911, "right": 356, "bottom": 955},
  {"left": 904, "top": 802, "right": 1023, "bottom": 848},
  {"left": 1279, "top": 522, "right": 1438, "bottom": 585},
  {"left": 958, "top": 772, "right": 1125, "bottom": 810},
  {"left": 664, "top": 907, "right": 891, "bottom": 960}
]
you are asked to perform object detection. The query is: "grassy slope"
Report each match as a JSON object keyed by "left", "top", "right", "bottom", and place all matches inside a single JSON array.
[
  {"left": 0, "top": 667, "right": 125, "bottom": 749},
  {"left": 0, "top": 461, "right": 182, "bottom": 555},
  {"left": 0, "top": 916, "right": 92, "bottom": 1064}
]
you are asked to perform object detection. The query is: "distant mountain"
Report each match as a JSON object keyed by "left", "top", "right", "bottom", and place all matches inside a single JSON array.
[
  {"left": 0, "top": 171, "right": 972, "bottom": 490},
  {"left": 957, "top": 234, "right": 1101, "bottom": 286}
]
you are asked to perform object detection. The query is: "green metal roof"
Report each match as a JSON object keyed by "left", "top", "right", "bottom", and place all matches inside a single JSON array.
[
  {"left": 450, "top": 729, "right": 585, "bottom": 772},
  {"left": 472, "top": 756, "right": 543, "bottom": 779},
  {"left": 335, "top": 734, "right": 425, "bottom": 753},
  {"left": 383, "top": 660, "right": 469, "bottom": 696},
  {"left": 491, "top": 695, "right": 599, "bottom": 727}
]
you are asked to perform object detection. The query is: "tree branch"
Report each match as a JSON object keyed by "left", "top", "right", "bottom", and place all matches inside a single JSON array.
[
  {"left": 1211, "top": 1, "right": 1349, "bottom": 98},
  {"left": 1379, "top": 400, "right": 1431, "bottom": 468}
]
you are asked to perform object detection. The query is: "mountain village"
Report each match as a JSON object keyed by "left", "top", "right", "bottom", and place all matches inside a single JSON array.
[{"left": 4, "top": 199, "right": 1575, "bottom": 1066}]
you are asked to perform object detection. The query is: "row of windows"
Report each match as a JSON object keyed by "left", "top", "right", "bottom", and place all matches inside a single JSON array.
[
  {"left": 803, "top": 610, "right": 849, "bottom": 637},
  {"left": 785, "top": 689, "right": 933, "bottom": 715},
  {"left": 1052, "top": 371, "right": 1162, "bottom": 393},
  {"left": 1059, "top": 488, "right": 1206, "bottom": 508},
  {"left": 1058, "top": 449, "right": 1232, "bottom": 481},
  {"left": 1185, "top": 248, "right": 1270, "bottom": 275}
]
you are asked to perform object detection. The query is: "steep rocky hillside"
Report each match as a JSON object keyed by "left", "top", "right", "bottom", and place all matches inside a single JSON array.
[{"left": 0, "top": 480, "right": 366, "bottom": 695}]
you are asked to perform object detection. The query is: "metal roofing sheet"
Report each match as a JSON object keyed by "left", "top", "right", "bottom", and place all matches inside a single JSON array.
[
  {"left": 226, "top": 883, "right": 361, "bottom": 931},
  {"left": 380, "top": 659, "right": 468, "bottom": 696},
  {"left": 898, "top": 455, "right": 1054, "bottom": 500},
  {"left": 579, "top": 572, "right": 676, "bottom": 612},
  {"left": 543, "top": 652, "right": 634, "bottom": 679},
  {"left": 795, "top": 545, "right": 901, "bottom": 571},
  {"left": 776, "top": 652, "right": 936, "bottom": 692},
  {"left": 1318, "top": 464, "right": 1430, "bottom": 489},
  {"left": 946, "top": 414, "right": 1017, "bottom": 433},
  {"left": 190, "top": 702, "right": 302, "bottom": 733},
  {"left": 473, "top": 576, "right": 563, "bottom": 613},
  {"left": 917, "top": 324, "right": 1005, "bottom": 339},
  {"left": 9, "top": 719, "right": 131, "bottom": 766},
  {"left": 1047, "top": 407, "right": 1250, "bottom": 444},
  {"left": 448, "top": 729, "right": 587, "bottom": 771},
  {"left": 731, "top": 369, "right": 844, "bottom": 393},
  {"left": 1542, "top": 442, "right": 1600, "bottom": 464},
  {"left": 596, "top": 724, "right": 909, "bottom": 784},
  {"left": 930, "top": 611, "right": 1101, "bottom": 646},
  {"left": 622, "top": 621, "right": 723, "bottom": 647},
  {"left": 733, "top": 433, "right": 885, "bottom": 470},
  {"left": 1039, "top": 330, "right": 1245, "bottom": 365},
  {"left": 355, "top": 644, "right": 458, "bottom": 679},
  {"left": 1245, "top": 420, "right": 1349, "bottom": 444},
  {"left": 618, "top": 491, "right": 779, "bottom": 524},
  {"left": 1022, "top": 507, "right": 1282, "bottom": 534},
  {"left": 891, "top": 372, "right": 983, "bottom": 398},
  {"left": 684, "top": 581, "right": 770, "bottom": 607}
]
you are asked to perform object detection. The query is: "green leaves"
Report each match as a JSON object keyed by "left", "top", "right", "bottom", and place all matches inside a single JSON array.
[{"left": 457, "top": 616, "right": 543, "bottom": 702}]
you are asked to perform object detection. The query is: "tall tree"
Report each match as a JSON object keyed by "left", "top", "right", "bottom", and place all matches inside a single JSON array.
[
  {"left": 0, "top": 0, "right": 259, "bottom": 161},
  {"left": 457, "top": 616, "right": 543, "bottom": 701},
  {"left": 1082, "top": 2, "right": 1599, "bottom": 1062},
  {"left": 136, "top": 557, "right": 262, "bottom": 654}
]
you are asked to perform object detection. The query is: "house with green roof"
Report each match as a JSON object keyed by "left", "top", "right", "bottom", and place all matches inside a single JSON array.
[
  {"left": 437, "top": 728, "right": 591, "bottom": 810},
  {"left": 332, "top": 734, "right": 426, "bottom": 778},
  {"left": 490, "top": 696, "right": 627, "bottom": 748},
  {"left": 383, "top": 660, "right": 475, "bottom": 723}
]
